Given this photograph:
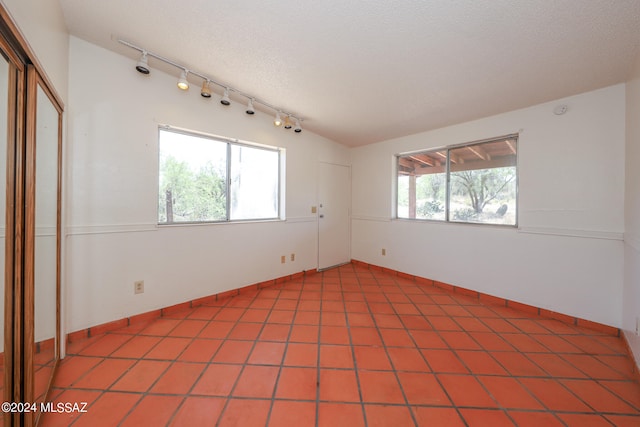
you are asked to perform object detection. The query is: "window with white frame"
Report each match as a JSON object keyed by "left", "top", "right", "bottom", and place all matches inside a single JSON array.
[
  {"left": 397, "top": 135, "right": 518, "bottom": 226},
  {"left": 158, "top": 127, "right": 281, "bottom": 224}
]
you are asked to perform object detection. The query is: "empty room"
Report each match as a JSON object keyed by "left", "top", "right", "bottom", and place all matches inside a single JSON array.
[{"left": 0, "top": 0, "right": 639, "bottom": 426}]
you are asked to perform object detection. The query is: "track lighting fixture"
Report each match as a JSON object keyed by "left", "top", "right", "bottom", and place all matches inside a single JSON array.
[
  {"left": 119, "top": 39, "right": 304, "bottom": 134},
  {"left": 246, "top": 98, "right": 255, "bottom": 115},
  {"left": 274, "top": 112, "right": 283, "bottom": 127},
  {"left": 136, "top": 51, "right": 150, "bottom": 74},
  {"left": 177, "top": 69, "right": 189, "bottom": 90},
  {"left": 201, "top": 80, "right": 212, "bottom": 98},
  {"left": 221, "top": 88, "right": 231, "bottom": 105}
]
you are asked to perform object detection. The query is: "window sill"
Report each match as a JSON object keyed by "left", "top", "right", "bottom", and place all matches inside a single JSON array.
[{"left": 157, "top": 218, "right": 285, "bottom": 228}]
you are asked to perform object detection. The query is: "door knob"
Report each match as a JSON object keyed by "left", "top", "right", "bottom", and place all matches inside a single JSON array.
[{"left": 319, "top": 214, "right": 324, "bottom": 218}]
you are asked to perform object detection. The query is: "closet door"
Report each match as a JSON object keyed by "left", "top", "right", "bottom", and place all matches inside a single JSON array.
[
  {"left": 0, "top": 46, "right": 11, "bottom": 412},
  {"left": 0, "top": 32, "right": 25, "bottom": 427},
  {"left": 24, "top": 67, "right": 61, "bottom": 426},
  {"left": 0, "top": 8, "right": 63, "bottom": 425}
]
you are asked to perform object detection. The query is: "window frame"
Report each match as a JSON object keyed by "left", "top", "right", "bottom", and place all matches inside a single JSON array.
[
  {"left": 396, "top": 133, "right": 519, "bottom": 227},
  {"left": 157, "top": 125, "right": 284, "bottom": 225}
]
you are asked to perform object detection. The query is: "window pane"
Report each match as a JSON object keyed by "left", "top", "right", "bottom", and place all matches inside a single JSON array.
[
  {"left": 397, "top": 136, "right": 517, "bottom": 226},
  {"left": 230, "top": 145, "right": 279, "bottom": 220},
  {"left": 158, "top": 129, "right": 227, "bottom": 223},
  {"left": 416, "top": 173, "right": 447, "bottom": 220},
  {"left": 397, "top": 150, "right": 446, "bottom": 220},
  {"left": 397, "top": 174, "right": 409, "bottom": 218},
  {"left": 449, "top": 139, "right": 517, "bottom": 225}
]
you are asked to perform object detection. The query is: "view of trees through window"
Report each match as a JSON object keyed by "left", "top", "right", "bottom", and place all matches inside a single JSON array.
[
  {"left": 158, "top": 128, "right": 280, "bottom": 224},
  {"left": 397, "top": 136, "right": 517, "bottom": 226}
]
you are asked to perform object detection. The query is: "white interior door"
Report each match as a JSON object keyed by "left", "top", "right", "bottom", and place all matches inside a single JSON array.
[{"left": 318, "top": 162, "right": 351, "bottom": 270}]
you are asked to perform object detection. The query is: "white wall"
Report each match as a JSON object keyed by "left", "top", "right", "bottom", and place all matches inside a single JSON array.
[
  {"left": 624, "top": 53, "right": 640, "bottom": 364},
  {"left": 1, "top": 0, "right": 69, "bottom": 103},
  {"left": 352, "top": 85, "right": 626, "bottom": 327},
  {"left": 65, "top": 36, "right": 350, "bottom": 333}
]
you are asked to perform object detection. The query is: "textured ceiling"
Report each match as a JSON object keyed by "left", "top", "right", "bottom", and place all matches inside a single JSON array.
[{"left": 59, "top": 0, "right": 640, "bottom": 146}]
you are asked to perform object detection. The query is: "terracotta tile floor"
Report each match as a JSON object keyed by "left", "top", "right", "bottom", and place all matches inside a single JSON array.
[{"left": 41, "top": 264, "right": 640, "bottom": 426}]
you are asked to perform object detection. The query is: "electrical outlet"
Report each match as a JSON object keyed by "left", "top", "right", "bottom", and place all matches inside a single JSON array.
[
  {"left": 381, "top": 248, "right": 386, "bottom": 256},
  {"left": 281, "top": 255, "right": 286, "bottom": 264},
  {"left": 291, "top": 253, "right": 295, "bottom": 262},
  {"left": 134, "top": 280, "right": 144, "bottom": 294}
]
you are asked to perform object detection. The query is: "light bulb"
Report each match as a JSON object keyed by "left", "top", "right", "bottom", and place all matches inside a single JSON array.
[
  {"left": 136, "top": 51, "right": 150, "bottom": 74},
  {"left": 221, "top": 88, "right": 231, "bottom": 105},
  {"left": 177, "top": 70, "right": 189, "bottom": 90},
  {"left": 201, "top": 80, "right": 212, "bottom": 98},
  {"left": 274, "top": 112, "right": 283, "bottom": 127},
  {"left": 246, "top": 98, "right": 255, "bottom": 115}
]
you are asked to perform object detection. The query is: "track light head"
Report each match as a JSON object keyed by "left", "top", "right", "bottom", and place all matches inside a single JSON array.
[
  {"left": 294, "top": 118, "right": 302, "bottom": 133},
  {"left": 221, "top": 88, "right": 231, "bottom": 105},
  {"left": 246, "top": 98, "right": 255, "bottom": 115},
  {"left": 136, "top": 51, "right": 150, "bottom": 74},
  {"left": 177, "top": 70, "right": 189, "bottom": 90},
  {"left": 201, "top": 80, "right": 212, "bottom": 98},
  {"left": 284, "top": 115, "right": 292, "bottom": 129},
  {"left": 274, "top": 111, "right": 283, "bottom": 127}
]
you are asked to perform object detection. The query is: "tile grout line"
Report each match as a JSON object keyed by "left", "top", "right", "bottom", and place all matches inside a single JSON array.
[
  {"left": 119, "top": 304, "right": 223, "bottom": 426},
  {"left": 164, "top": 289, "right": 271, "bottom": 426},
  {"left": 369, "top": 270, "right": 431, "bottom": 427},
  {"left": 213, "top": 280, "right": 293, "bottom": 426},
  {"left": 376, "top": 270, "right": 627, "bottom": 424},
  {"left": 389, "top": 271, "right": 479, "bottom": 426},
  {"left": 339, "top": 265, "right": 372, "bottom": 427},
  {"left": 143, "top": 300, "right": 232, "bottom": 426},
  {"left": 45, "top": 263, "right": 640, "bottom": 426},
  {"left": 386, "top": 272, "right": 479, "bottom": 426},
  {"left": 264, "top": 275, "right": 310, "bottom": 427},
  {"left": 414, "top": 281, "right": 633, "bottom": 420}
]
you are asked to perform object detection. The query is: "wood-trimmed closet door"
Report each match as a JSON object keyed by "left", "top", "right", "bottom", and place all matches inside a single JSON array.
[
  {"left": 0, "top": 6, "right": 64, "bottom": 427},
  {"left": 23, "top": 65, "right": 62, "bottom": 427},
  {"left": 0, "top": 32, "right": 26, "bottom": 427}
]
